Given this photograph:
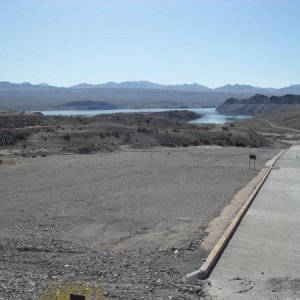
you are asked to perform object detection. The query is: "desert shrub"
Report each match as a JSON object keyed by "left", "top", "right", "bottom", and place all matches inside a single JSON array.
[
  {"left": 164, "top": 143, "right": 175, "bottom": 147},
  {"left": 222, "top": 125, "right": 229, "bottom": 131},
  {"left": 77, "top": 144, "right": 96, "bottom": 154},
  {"left": 15, "top": 132, "right": 27, "bottom": 140},
  {"left": 63, "top": 134, "right": 71, "bottom": 141},
  {"left": 45, "top": 127, "right": 55, "bottom": 132},
  {"left": 138, "top": 128, "right": 148, "bottom": 133},
  {"left": 236, "top": 141, "right": 246, "bottom": 147},
  {"left": 205, "top": 123, "right": 217, "bottom": 129}
]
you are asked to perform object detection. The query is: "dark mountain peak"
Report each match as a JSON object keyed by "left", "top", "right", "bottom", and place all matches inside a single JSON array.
[
  {"left": 282, "top": 84, "right": 300, "bottom": 88},
  {"left": 251, "top": 93, "right": 268, "bottom": 97},
  {"left": 270, "top": 94, "right": 300, "bottom": 103},
  {"left": 37, "top": 83, "right": 51, "bottom": 87},
  {"left": 278, "top": 84, "right": 300, "bottom": 93},
  {"left": 117, "top": 81, "right": 162, "bottom": 89},
  {"left": 249, "top": 94, "right": 269, "bottom": 101},
  {"left": 167, "top": 83, "right": 212, "bottom": 92},
  {"left": 0, "top": 81, "right": 34, "bottom": 88},
  {"left": 215, "top": 84, "right": 261, "bottom": 93},
  {"left": 21, "top": 82, "right": 33, "bottom": 86},
  {"left": 70, "top": 83, "right": 95, "bottom": 89},
  {"left": 0, "top": 81, "right": 13, "bottom": 87}
]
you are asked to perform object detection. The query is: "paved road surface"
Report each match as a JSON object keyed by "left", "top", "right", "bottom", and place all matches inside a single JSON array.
[{"left": 208, "top": 145, "right": 300, "bottom": 299}]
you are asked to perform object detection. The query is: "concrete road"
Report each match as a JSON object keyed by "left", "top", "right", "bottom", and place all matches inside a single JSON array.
[{"left": 208, "top": 145, "right": 300, "bottom": 299}]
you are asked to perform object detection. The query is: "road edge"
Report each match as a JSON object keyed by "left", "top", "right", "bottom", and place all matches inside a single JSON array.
[{"left": 185, "top": 149, "right": 286, "bottom": 280}]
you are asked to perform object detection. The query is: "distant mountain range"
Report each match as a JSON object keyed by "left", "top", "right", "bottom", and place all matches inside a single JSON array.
[
  {"left": 1, "top": 80, "right": 300, "bottom": 111},
  {"left": 70, "top": 81, "right": 213, "bottom": 92},
  {"left": 1, "top": 80, "right": 300, "bottom": 94},
  {"left": 70, "top": 81, "right": 300, "bottom": 94}
]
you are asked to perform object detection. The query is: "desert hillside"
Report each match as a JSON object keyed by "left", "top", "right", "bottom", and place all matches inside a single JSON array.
[
  {"left": 0, "top": 110, "right": 270, "bottom": 158},
  {"left": 233, "top": 109, "right": 300, "bottom": 146}
]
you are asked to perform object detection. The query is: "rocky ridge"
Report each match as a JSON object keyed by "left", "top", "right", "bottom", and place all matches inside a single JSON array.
[{"left": 217, "top": 94, "right": 300, "bottom": 115}]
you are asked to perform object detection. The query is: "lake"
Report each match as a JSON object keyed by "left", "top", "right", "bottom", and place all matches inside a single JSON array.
[{"left": 40, "top": 108, "right": 250, "bottom": 124}]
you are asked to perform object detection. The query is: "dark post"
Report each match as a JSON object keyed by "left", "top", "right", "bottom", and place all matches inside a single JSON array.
[{"left": 249, "top": 154, "right": 256, "bottom": 170}]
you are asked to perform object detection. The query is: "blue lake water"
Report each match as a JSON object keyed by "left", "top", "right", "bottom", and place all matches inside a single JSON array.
[{"left": 40, "top": 108, "right": 250, "bottom": 124}]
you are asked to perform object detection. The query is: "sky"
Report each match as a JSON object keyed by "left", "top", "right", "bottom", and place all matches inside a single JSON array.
[{"left": 0, "top": 0, "right": 299, "bottom": 88}]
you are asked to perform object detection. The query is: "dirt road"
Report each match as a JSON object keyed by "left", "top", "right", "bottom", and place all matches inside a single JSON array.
[{"left": 257, "top": 118, "right": 300, "bottom": 133}]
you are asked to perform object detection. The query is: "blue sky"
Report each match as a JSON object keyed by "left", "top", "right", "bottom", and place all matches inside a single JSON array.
[{"left": 0, "top": 0, "right": 299, "bottom": 87}]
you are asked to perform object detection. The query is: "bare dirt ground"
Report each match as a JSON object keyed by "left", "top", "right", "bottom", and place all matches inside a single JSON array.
[
  {"left": 234, "top": 109, "right": 300, "bottom": 147},
  {"left": 0, "top": 146, "right": 279, "bottom": 299}
]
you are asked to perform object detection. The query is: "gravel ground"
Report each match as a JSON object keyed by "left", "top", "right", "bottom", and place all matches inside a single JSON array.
[{"left": 0, "top": 146, "right": 279, "bottom": 299}]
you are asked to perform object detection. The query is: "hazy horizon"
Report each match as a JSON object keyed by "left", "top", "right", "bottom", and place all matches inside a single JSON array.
[
  {"left": 1, "top": 0, "right": 300, "bottom": 88},
  {"left": 2, "top": 80, "right": 300, "bottom": 90}
]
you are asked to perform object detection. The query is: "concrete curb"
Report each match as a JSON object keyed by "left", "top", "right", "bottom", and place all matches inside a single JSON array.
[{"left": 185, "top": 149, "right": 286, "bottom": 280}]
